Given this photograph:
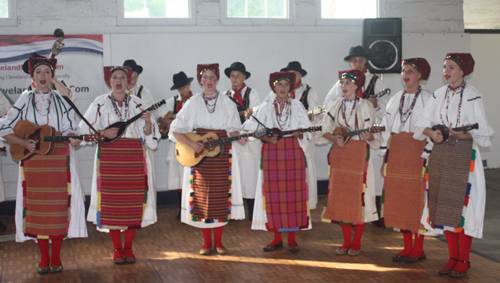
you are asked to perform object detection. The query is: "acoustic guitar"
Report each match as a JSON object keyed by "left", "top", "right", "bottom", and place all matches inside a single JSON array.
[
  {"left": 332, "top": 125, "right": 385, "bottom": 146},
  {"left": 430, "top": 123, "right": 478, "bottom": 144},
  {"left": 262, "top": 126, "right": 323, "bottom": 143},
  {"left": 175, "top": 127, "right": 269, "bottom": 167},
  {"left": 158, "top": 112, "right": 176, "bottom": 139},
  {"left": 104, "top": 99, "right": 166, "bottom": 143},
  {"left": 10, "top": 120, "right": 102, "bottom": 161}
]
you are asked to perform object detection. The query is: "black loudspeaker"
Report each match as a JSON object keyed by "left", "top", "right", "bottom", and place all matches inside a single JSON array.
[{"left": 363, "top": 18, "right": 402, "bottom": 74}]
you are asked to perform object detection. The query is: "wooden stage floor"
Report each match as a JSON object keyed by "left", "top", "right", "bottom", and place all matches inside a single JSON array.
[{"left": 0, "top": 197, "right": 499, "bottom": 283}]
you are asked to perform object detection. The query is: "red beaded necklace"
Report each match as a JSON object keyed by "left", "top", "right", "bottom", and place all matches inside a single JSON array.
[
  {"left": 273, "top": 98, "right": 291, "bottom": 130},
  {"left": 398, "top": 86, "right": 422, "bottom": 129},
  {"left": 339, "top": 97, "right": 359, "bottom": 130},
  {"left": 441, "top": 81, "right": 466, "bottom": 126}
]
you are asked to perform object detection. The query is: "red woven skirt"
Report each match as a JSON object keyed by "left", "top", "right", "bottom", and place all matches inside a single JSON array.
[
  {"left": 382, "top": 132, "right": 426, "bottom": 231},
  {"left": 262, "top": 137, "right": 308, "bottom": 232},
  {"left": 190, "top": 128, "right": 231, "bottom": 223},
  {"left": 322, "top": 140, "right": 368, "bottom": 224},
  {"left": 97, "top": 139, "right": 147, "bottom": 230},
  {"left": 22, "top": 142, "right": 71, "bottom": 239}
]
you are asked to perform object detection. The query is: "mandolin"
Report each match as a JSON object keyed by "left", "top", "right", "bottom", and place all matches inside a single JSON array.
[
  {"left": 175, "top": 127, "right": 269, "bottom": 167},
  {"left": 262, "top": 126, "right": 323, "bottom": 143},
  {"left": 158, "top": 111, "right": 176, "bottom": 139},
  {"left": 332, "top": 125, "right": 385, "bottom": 146},
  {"left": 307, "top": 106, "right": 327, "bottom": 116},
  {"left": 430, "top": 123, "right": 478, "bottom": 144},
  {"left": 10, "top": 120, "right": 102, "bottom": 161},
  {"left": 371, "top": 88, "right": 391, "bottom": 99},
  {"left": 104, "top": 99, "right": 166, "bottom": 143}
]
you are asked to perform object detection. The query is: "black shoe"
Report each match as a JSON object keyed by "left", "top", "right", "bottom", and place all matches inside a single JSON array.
[
  {"left": 246, "top": 199, "right": 255, "bottom": 221},
  {"left": 176, "top": 190, "right": 182, "bottom": 220}
]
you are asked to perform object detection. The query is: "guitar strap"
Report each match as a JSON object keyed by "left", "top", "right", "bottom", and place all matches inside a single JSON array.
[
  {"left": 299, "top": 85, "right": 311, "bottom": 110},
  {"left": 136, "top": 85, "right": 144, "bottom": 99},
  {"left": 173, "top": 95, "right": 180, "bottom": 114},
  {"left": 243, "top": 87, "right": 251, "bottom": 109},
  {"left": 249, "top": 115, "right": 268, "bottom": 130},
  {"left": 0, "top": 88, "right": 14, "bottom": 106},
  {"left": 363, "top": 75, "right": 378, "bottom": 98},
  {"left": 227, "top": 92, "right": 246, "bottom": 112},
  {"left": 327, "top": 112, "right": 335, "bottom": 123},
  {"left": 62, "top": 96, "right": 99, "bottom": 134}
]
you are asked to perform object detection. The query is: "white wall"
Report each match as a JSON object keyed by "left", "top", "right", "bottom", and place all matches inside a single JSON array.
[{"left": 469, "top": 34, "right": 500, "bottom": 168}]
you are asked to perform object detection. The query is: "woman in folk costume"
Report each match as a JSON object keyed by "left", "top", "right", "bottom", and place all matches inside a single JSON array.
[
  {"left": 0, "top": 57, "right": 87, "bottom": 274},
  {"left": 242, "top": 71, "right": 312, "bottom": 252},
  {"left": 263, "top": 62, "right": 321, "bottom": 210},
  {"left": 379, "top": 58, "right": 433, "bottom": 263},
  {"left": 324, "top": 46, "right": 389, "bottom": 226},
  {"left": 415, "top": 53, "right": 493, "bottom": 277},
  {"left": 169, "top": 63, "right": 246, "bottom": 255},
  {"left": 316, "top": 70, "right": 379, "bottom": 256},
  {"left": 80, "top": 66, "right": 160, "bottom": 264},
  {"left": 157, "top": 71, "right": 194, "bottom": 219}
]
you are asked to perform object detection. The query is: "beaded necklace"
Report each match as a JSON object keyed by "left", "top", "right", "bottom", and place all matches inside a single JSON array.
[
  {"left": 203, "top": 91, "right": 219, "bottom": 114},
  {"left": 33, "top": 90, "right": 52, "bottom": 117},
  {"left": 109, "top": 93, "right": 130, "bottom": 121},
  {"left": 273, "top": 98, "right": 291, "bottom": 130},
  {"left": 398, "top": 86, "right": 422, "bottom": 131},
  {"left": 441, "top": 81, "right": 466, "bottom": 127},
  {"left": 338, "top": 97, "right": 359, "bottom": 130}
]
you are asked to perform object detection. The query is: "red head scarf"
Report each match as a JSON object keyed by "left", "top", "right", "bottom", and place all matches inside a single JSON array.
[
  {"left": 103, "top": 66, "right": 133, "bottom": 88},
  {"left": 28, "top": 57, "right": 57, "bottom": 78},
  {"left": 197, "top": 63, "right": 220, "bottom": 84},
  {"left": 339, "top": 69, "right": 365, "bottom": 90},
  {"left": 445, "top": 53, "right": 475, "bottom": 77},
  {"left": 269, "top": 71, "right": 296, "bottom": 93},
  {"left": 401, "top": 57, "right": 431, "bottom": 80}
]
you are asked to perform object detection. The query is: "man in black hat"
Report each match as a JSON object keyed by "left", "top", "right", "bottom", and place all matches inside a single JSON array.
[
  {"left": 123, "top": 59, "right": 159, "bottom": 119},
  {"left": 157, "top": 71, "right": 194, "bottom": 219},
  {"left": 324, "top": 46, "right": 390, "bottom": 226},
  {"left": 223, "top": 62, "right": 260, "bottom": 220},
  {"left": 324, "top": 46, "right": 388, "bottom": 117},
  {"left": 22, "top": 52, "right": 73, "bottom": 100},
  {"left": 263, "top": 61, "right": 321, "bottom": 210}
]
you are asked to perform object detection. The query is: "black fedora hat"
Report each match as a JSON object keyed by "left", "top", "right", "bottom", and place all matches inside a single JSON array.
[
  {"left": 280, "top": 61, "right": 307, "bottom": 76},
  {"left": 171, "top": 71, "right": 194, "bottom": 90},
  {"left": 23, "top": 52, "right": 44, "bottom": 74},
  {"left": 224, "top": 62, "right": 251, "bottom": 79},
  {"left": 123, "top": 59, "right": 143, "bottom": 74},
  {"left": 344, "top": 45, "right": 371, "bottom": 61}
]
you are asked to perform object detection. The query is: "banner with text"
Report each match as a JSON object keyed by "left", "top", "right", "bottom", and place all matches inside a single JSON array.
[{"left": 0, "top": 34, "right": 103, "bottom": 106}]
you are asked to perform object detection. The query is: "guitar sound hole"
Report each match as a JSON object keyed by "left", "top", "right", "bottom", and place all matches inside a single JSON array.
[{"left": 206, "top": 138, "right": 215, "bottom": 152}]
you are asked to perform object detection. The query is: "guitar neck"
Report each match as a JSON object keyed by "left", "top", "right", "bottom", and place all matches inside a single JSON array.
[
  {"left": 453, "top": 123, "right": 478, "bottom": 132},
  {"left": 43, "top": 135, "right": 85, "bottom": 142},
  {"left": 279, "top": 127, "right": 321, "bottom": 136},
  {"left": 346, "top": 128, "right": 370, "bottom": 137},
  {"left": 211, "top": 133, "right": 255, "bottom": 147},
  {"left": 125, "top": 100, "right": 166, "bottom": 126}
]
